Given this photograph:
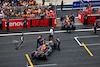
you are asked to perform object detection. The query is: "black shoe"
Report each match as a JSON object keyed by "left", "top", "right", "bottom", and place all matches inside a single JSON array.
[
  {"left": 15, "top": 48, "right": 18, "bottom": 50},
  {"left": 35, "top": 63, "right": 38, "bottom": 65}
]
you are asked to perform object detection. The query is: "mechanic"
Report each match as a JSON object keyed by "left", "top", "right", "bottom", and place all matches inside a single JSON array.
[
  {"left": 71, "top": 13, "right": 75, "bottom": 24},
  {"left": 56, "top": 37, "right": 61, "bottom": 51},
  {"left": 16, "top": 33, "right": 24, "bottom": 50},
  {"left": 93, "top": 21, "right": 98, "bottom": 34},
  {"left": 50, "top": 27, "right": 54, "bottom": 39},
  {"left": 32, "top": 51, "right": 38, "bottom": 65},
  {"left": 20, "top": 33, "right": 24, "bottom": 46},
  {"left": 37, "top": 35, "right": 42, "bottom": 48},
  {"left": 65, "top": 15, "right": 71, "bottom": 33}
]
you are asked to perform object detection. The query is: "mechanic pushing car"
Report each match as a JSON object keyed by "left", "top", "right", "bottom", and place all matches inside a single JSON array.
[
  {"left": 37, "top": 36, "right": 42, "bottom": 48},
  {"left": 37, "top": 35, "right": 44, "bottom": 48},
  {"left": 56, "top": 37, "right": 61, "bottom": 51},
  {"left": 32, "top": 51, "right": 38, "bottom": 65},
  {"left": 65, "top": 15, "right": 71, "bottom": 33}
]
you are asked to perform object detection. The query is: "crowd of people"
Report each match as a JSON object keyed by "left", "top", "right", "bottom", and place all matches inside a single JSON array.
[
  {"left": 83, "top": 2, "right": 100, "bottom": 15},
  {"left": 0, "top": 0, "right": 55, "bottom": 19}
]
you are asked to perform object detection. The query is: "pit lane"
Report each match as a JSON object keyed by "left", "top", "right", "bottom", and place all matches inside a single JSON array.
[{"left": 0, "top": 28, "right": 100, "bottom": 67}]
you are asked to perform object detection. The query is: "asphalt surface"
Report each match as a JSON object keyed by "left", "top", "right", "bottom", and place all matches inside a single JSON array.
[
  {"left": 56, "top": 9, "right": 80, "bottom": 17},
  {"left": 0, "top": 7, "right": 100, "bottom": 67},
  {"left": 0, "top": 24, "right": 100, "bottom": 67}
]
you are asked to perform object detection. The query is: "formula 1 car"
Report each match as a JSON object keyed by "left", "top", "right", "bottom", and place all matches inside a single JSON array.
[
  {"left": 31, "top": 40, "right": 54, "bottom": 60},
  {"left": 61, "top": 19, "right": 76, "bottom": 30},
  {"left": 61, "top": 23, "right": 76, "bottom": 30}
]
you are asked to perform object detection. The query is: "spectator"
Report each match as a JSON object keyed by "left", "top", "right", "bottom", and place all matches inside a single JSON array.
[
  {"left": 49, "top": 3, "right": 53, "bottom": 10},
  {"left": 11, "top": 0, "right": 14, "bottom": 6},
  {"left": 1, "top": 0, "right": 55, "bottom": 19},
  {"left": 87, "top": 2, "right": 92, "bottom": 9},
  {"left": 42, "top": 0, "right": 45, "bottom": 5},
  {"left": 0, "top": 9, "right": 3, "bottom": 19},
  {"left": 83, "top": 6, "right": 86, "bottom": 12},
  {"left": 98, "top": 8, "right": 100, "bottom": 14}
]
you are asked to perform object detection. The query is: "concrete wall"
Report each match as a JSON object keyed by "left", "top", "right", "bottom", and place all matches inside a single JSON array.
[{"left": 36, "top": 0, "right": 91, "bottom": 5}]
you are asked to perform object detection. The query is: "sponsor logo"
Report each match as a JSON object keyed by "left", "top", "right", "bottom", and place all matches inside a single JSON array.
[
  {"left": 54, "top": 19, "right": 57, "bottom": 24},
  {"left": 78, "top": 14, "right": 81, "bottom": 19},
  {"left": 5, "top": 22, "right": 23, "bottom": 27}
]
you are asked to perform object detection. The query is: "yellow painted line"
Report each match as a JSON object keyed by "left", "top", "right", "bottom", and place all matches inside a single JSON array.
[
  {"left": 82, "top": 43, "right": 93, "bottom": 56},
  {"left": 25, "top": 54, "right": 34, "bottom": 67}
]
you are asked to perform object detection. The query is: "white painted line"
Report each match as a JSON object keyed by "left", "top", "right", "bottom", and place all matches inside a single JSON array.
[
  {"left": 74, "top": 37, "right": 83, "bottom": 46},
  {"left": 0, "top": 31, "right": 66, "bottom": 37},
  {"left": 57, "top": 18, "right": 60, "bottom": 19},
  {"left": 55, "top": 30, "right": 66, "bottom": 33},
  {"left": 74, "top": 23, "right": 83, "bottom": 25},
  {"left": 75, "top": 17, "right": 78, "bottom": 18},
  {"left": 28, "top": 64, "right": 57, "bottom": 67},
  {"left": 74, "top": 35, "right": 99, "bottom": 46},
  {"left": 0, "top": 28, "right": 100, "bottom": 37},
  {"left": 75, "top": 29, "right": 93, "bottom": 32},
  {"left": 78, "top": 35, "right": 99, "bottom": 38},
  {"left": 86, "top": 43, "right": 100, "bottom": 46},
  {"left": 75, "top": 28, "right": 100, "bottom": 32}
]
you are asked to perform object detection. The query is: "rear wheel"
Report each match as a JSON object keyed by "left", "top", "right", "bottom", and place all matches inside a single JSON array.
[{"left": 43, "top": 55, "right": 48, "bottom": 60}]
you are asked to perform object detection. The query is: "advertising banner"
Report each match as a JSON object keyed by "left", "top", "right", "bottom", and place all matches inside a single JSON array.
[
  {"left": 31, "top": 19, "right": 51, "bottom": 27},
  {"left": 89, "top": 1, "right": 100, "bottom": 7},
  {"left": 2, "top": 19, "right": 30, "bottom": 30},
  {"left": 73, "top": 1, "right": 88, "bottom": 8},
  {"left": 52, "top": 18, "right": 57, "bottom": 27},
  {"left": 2, "top": 18, "right": 57, "bottom": 30},
  {"left": 73, "top": 1, "right": 100, "bottom": 8},
  {"left": 78, "top": 11, "right": 84, "bottom": 23},
  {"left": 30, "top": 18, "right": 57, "bottom": 27}
]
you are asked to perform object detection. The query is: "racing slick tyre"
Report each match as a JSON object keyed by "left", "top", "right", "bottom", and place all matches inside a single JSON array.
[
  {"left": 71, "top": 25, "right": 76, "bottom": 30},
  {"left": 61, "top": 25, "right": 65, "bottom": 30},
  {"left": 61, "top": 25, "right": 76, "bottom": 30},
  {"left": 43, "top": 55, "right": 48, "bottom": 60}
]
